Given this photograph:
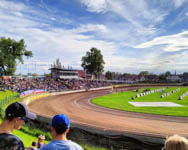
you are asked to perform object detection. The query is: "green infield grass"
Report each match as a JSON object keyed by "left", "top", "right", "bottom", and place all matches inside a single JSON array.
[{"left": 92, "top": 87, "right": 188, "bottom": 117}]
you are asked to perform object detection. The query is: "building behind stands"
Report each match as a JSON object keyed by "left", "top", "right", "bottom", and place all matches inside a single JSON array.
[{"left": 49, "top": 67, "right": 94, "bottom": 80}]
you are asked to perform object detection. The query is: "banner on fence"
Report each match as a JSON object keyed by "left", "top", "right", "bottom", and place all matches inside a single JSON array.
[{"left": 20, "top": 89, "right": 45, "bottom": 98}]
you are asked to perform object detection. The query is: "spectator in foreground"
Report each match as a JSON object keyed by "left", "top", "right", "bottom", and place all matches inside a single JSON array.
[
  {"left": 39, "top": 114, "right": 83, "bottom": 150},
  {"left": 163, "top": 134, "right": 188, "bottom": 150},
  {"left": 37, "top": 135, "right": 45, "bottom": 148},
  {"left": 0, "top": 102, "right": 36, "bottom": 150},
  {"left": 30, "top": 141, "right": 38, "bottom": 150}
]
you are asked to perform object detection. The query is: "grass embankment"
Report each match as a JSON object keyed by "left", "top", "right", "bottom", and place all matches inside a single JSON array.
[
  {"left": 0, "top": 90, "right": 106, "bottom": 150},
  {"left": 0, "top": 90, "right": 21, "bottom": 110},
  {"left": 92, "top": 87, "right": 188, "bottom": 117}
]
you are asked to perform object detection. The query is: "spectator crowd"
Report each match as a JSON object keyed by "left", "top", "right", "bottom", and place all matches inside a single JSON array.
[
  {"left": 2, "top": 77, "right": 188, "bottom": 150},
  {"left": 0, "top": 77, "right": 112, "bottom": 93}
]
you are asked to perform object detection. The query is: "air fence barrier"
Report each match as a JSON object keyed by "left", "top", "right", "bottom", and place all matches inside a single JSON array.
[
  {"left": 136, "top": 88, "right": 165, "bottom": 98},
  {"left": 161, "top": 88, "right": 180, "bottom": 98},
  {"left": 179, "top": 90, "right": 188, "bottom": 100},
  {"left": 23, "top": 86, "right": 164, "bottom": 150}
]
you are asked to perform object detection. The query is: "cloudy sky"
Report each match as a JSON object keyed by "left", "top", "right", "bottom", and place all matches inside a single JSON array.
[{"left": 1, "top": 0, "right": 188, "bottom": 75}]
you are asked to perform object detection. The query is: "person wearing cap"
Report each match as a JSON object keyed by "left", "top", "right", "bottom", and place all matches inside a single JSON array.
[
  {"left": 37, "top": 135, "right": 45, "bottom": 148},
  {"left": 40, "top": 114, "right": 83, "bottom": 150},
  {"left": 0, "top": 102, "right": 36, "bottom": 150}
]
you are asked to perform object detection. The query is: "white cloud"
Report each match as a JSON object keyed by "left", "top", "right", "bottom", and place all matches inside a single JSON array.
[
  {"left": 79, "top": 0, "right": 170, "bottom": 48},
  {"left": 135, "top": 31, "right": 188, "bottom": 52},
  {"left": 50, "top": 17, "right": 56, "bottom": 21},
  {"left": 72, "top": 24, "right": 108, "bottom": 33},
  {"left": 173, "top": 0, "right": 186, "bottom": 8},
  {"left": 81, "top": 0, "right": 167, "bottom": 33},
  {"left": 12, "top": 11, "right": 23, "bottom": 17},
  {"left": 0, "top": 0, "right": 26, "bottom": 11},
  {"left": 1, "top": 0, "right": 188, "bottom": 75},
  {"left": 80, "top": 0, "right": 107, "bottom": 13},
  {"left": 0, "top": 0, "right": 116, "bottom": 74}
]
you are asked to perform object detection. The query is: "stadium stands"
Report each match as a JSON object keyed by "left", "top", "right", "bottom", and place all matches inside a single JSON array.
[{"left": 0, "top": 77, "right": 111, "bottom": 93}]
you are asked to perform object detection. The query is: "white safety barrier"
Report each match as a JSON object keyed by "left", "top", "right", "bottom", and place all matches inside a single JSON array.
[
  {"left": 136, "top": 88, "right": 165, "bottom": 98},
  {"left": 179, "top": 90, "right": 188, "bottom": 100},
  {"left": 161, "top": 88, "right": 180, "bottom": 98}
]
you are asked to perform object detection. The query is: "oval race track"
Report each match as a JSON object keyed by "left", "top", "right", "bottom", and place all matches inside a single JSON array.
[{"left": 28, "top": 89, "right": 188, "bottom": 138}]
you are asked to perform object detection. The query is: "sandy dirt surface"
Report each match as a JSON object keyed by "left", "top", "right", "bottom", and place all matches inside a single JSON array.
[{"left": 28, "top": 89, "right": 188, "bottom": 138}]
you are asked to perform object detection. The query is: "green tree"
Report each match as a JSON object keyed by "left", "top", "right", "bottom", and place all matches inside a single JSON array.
[
  {"left": 81, "top": 47, "right": 105, "bottom": 79},
  {"left": 183, "top": 72, "right": 188, "bottom": 76},
  {"left": 0, "top": 37, "right": 32, "bottom": 76},
  {"left": 139, "top": 71, "right": 149, "bottom": 76},
  {"left": 165, "top": 71, "right": 171, "bottom": 76},
  {"left": 105, "top": 71, "right": 114, "bottom": 80},
  {"left": 44, "top": 73, "right": 51, "bottom": 78},
  {"left": 159, "top": 73, "right": 166, "bottom": 81},
  {"left": 32, "top": 73, "right": 38, "bottom": 78}
]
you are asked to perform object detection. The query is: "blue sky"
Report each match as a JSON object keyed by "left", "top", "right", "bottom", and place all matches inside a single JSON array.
[{"left": 1, "top": 0, "right": 188, "bottom": 75}]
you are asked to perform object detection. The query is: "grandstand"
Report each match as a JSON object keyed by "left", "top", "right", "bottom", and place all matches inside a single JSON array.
[
  {"left": 49, "top": 66, "right": 110, "bottom": 80},
  {"left": 49, "top": 67, "right": 80, "bottom": 79}
]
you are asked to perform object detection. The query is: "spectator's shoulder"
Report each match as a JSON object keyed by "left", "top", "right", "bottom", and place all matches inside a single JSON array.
[
  {"left": 39, "top": 143, "right": 49, "bottom": 150},
  {"left": 68, "top": 140, "right": 83, "bottom": 150}
]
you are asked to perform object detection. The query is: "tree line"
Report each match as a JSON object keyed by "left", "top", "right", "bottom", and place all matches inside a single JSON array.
[
  {"left": 1, "top": 37, "right": 187, "bottom": 80},
  {"left": 0, "top": 37, "right": 32, "bottom": 76},
  {"left": 0, "top": 37, "right": 105, "bottom": 78}
]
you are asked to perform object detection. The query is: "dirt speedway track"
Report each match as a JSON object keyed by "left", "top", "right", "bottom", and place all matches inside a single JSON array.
[{"left": 29, "top": 89, "right": 188, "bottom": 138}]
